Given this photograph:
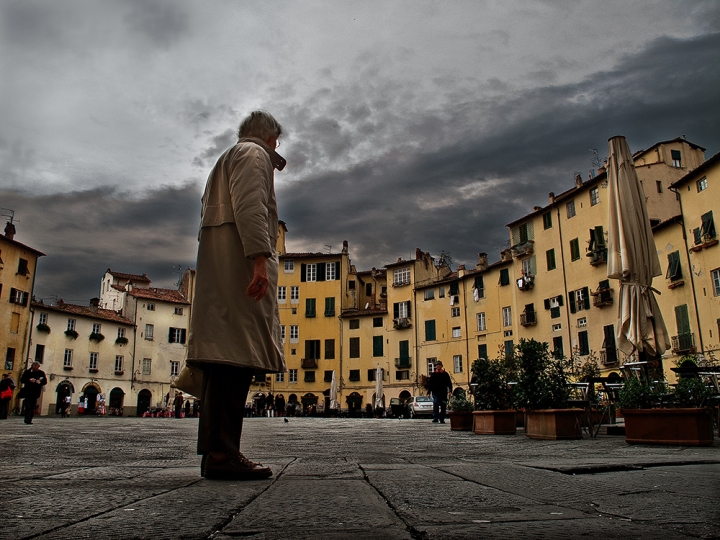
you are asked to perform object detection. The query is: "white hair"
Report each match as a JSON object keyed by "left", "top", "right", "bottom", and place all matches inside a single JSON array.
[{"left": 238, "top": 110, "right": 283, "bottom": 142}]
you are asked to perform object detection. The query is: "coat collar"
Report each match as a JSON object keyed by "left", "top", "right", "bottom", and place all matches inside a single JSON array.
[{"left": 238, "top": 137, "right": 287, "bottom": 171}]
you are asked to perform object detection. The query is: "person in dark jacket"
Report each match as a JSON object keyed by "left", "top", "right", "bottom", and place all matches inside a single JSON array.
[
  {"left": 427, "top": 361, "right": 453, "bottom": 424},
  {"left": 20, "top": 362, "right": 47, "bottom": 424},
  {"left": 173, "top": 392, "right": 184, "bottom": 419},
  {"left": 0, "top": 373, "right": 16, "bottom": 419}
]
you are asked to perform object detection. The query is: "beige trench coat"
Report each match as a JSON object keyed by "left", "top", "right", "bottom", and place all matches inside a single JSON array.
[{"left": 186, "top": 139, "right": 286, "bottom": 374}]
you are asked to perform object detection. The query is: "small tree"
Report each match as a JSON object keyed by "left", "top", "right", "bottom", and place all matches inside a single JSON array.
[
  {"left": 515, "top": 339, "right": 572, "bottom": 410},
  {"left": 471, "top": 353, "right": 517, "bottom": 410}
]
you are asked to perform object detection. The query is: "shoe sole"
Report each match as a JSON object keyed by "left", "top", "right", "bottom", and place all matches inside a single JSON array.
[{"left": 204, "top": 469, "right": 272, "bottom": 481}]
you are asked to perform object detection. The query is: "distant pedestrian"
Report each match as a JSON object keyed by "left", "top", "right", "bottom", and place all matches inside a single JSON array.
[
  {"left": 427, "top": 361, "right": 452, "bottom": 424},
  {"left": 20, "top": 362, "right": 47, "bottom": 424},
  {"left": 62, "top": 394, "right": 72, "bottom": 417},
  {"left": 184, "top": 399, "right": 191, "bottom": 418},
  {"left": 275, "top": 394, "right": 286, "bottom": 417},
  {"left": 0, "top": 373, "right": 16, "bottom": 419},
  {"left": 174, "top": 392, "right": 184, "bottom": 419}
]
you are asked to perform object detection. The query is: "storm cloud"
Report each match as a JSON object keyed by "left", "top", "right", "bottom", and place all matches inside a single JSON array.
[{"left": 1, "top": 1, "right": 719, "bottom": 301}]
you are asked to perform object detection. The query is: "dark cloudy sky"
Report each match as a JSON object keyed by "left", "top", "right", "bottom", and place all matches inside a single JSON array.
[{"left": 2, "top": 0, "right": 719, "bottom": 303}]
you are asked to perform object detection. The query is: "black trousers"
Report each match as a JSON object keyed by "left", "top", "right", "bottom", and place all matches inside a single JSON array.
[
  {"left": 24, "top": 397, "right": 38, "bottom": 424},
  {"left": 197, "top": 364, "right": 254, "bottom": 455},
  {"left": 0, "top": 398, "right": 10, "bottom": 419}
]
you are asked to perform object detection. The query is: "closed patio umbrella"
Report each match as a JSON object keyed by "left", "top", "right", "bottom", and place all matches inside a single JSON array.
[
  {"left": 374, "top": 366, "right": 384, "bottom": 410},
  {"left": 606, "top": 135, "right": 670, "bottom": 357},
  {"left": 329, "top": 370, "right": 339, "bottom": 410}
]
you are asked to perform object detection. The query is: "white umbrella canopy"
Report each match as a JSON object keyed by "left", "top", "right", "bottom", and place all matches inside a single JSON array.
[
  {"left": 374, "top": 366, "right": 384, "bottom": 409},
  {"left": 606, "top": 135, "right": 670, "bottom": 357},
  {"left": 329, "top": 370, "right": 339, "bottom": 410}
]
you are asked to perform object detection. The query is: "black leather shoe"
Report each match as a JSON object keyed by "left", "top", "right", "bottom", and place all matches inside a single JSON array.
[{"left": 204, "top": 452, "right": 272, "bottom": 481}]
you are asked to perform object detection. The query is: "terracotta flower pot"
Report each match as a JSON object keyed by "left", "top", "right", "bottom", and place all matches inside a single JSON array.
[
  {"left": 524, "top": 409, "right": 583, "bottom": 440},
  {"left": 620, "top": 408, "right": 714, "bottom": 446},
  {"left": 448, "top": 411, "right": 474, "bottom": 431},
  {"left": 473, "top": 410, "right": 517, "bottom": 435}
]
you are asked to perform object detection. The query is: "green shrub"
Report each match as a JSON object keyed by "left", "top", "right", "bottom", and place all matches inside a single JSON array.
[{"left": 515, "top": 339, "right": 571, "bottom": 409}]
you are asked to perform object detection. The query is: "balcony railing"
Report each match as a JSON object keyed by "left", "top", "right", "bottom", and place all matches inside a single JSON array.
[
  {"left": 671, "top": 333, "right": 696, "bottom": 355},
  {"left": 587, "top": 248, "right": 607, "bottom": 266},
  {"left": 395, "top": 356, "right": 412, "bottom": 369},
  {"left": 301, "top": 358, "right": 318, "bottom": 369},
  {"left": 511, "top": 240, "right": 534, "bottom": 258},
  {"left": 516, "top": 275, "right": 534, "bottom": 291},
  {"left": 599, "top": 348, "right": 618, "bottom": 365},
  {"left": 393, "top": 317, "right": 412, "bottom": 329},
  {"left": 520, "top": 311, "right": 537, "bottom": 326},
  {"left": 592, "top": 288, "right": 613, "bottom": 307}
]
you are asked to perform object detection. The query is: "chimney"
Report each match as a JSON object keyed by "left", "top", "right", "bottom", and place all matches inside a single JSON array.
[
  {"left": 476, "top": 252, "right": 489, "bottom": 271},
  {"left": 549, "top": 192, "right": 555, "bottom": 204},
  {"left": 575, "top": 173, "right": 583, "bottom": 188},
  {"left": 57, "top": 299, "right": 64, "bottom": 306},
  {"left": 500, "top": 249, "right": 512, "bottom": 262},
  {"left": 415, "top": 248, "right": 422, "bottom": 260},
  {"left": 457, "top": 264, "right": 466, "bottom": 277},
  {"left": 342, "top": 240, "right": 348, "bottom": 254},
  {"left": 4, "top": 222, "right": 16, "bottom": 240},
  {"left": 533, "top": 206, "right": 542, "bottom": 212},
  {"left": 89, "top": 298, "right": 100, "bottom": 313}
]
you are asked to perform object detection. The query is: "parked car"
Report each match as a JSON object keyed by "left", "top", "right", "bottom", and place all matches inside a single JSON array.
[{"left": 407, "top": 396, "right": 434, "bottom": 418}]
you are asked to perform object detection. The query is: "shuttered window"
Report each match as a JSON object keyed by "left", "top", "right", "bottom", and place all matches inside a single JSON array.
[
  {"left": 570, "top": 238, "right": 580, "bottom": 261},
  {"left": 425, "top": 320, "right": 436, "bottom": 341},
  {"left": 499, "top": 268, "right": 510, "bottom": 286},
  {"left": 666, "top": 251, "right": 682, "bottom": 281},
  {"left": 372, "top": 336, "right": 383, "bottom": 357},
  {"left": 546, "top": 249, "right": 556, "bottom": 271},
  {"left": 349, "top": 337, "right": 360, "bottom": 358}
]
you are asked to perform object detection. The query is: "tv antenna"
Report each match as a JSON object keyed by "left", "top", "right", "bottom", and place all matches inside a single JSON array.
[{"left": 324, "top": 244, "right": 332, "bottom": 254}]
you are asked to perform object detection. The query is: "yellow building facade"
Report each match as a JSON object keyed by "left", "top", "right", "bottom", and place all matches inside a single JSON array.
[{"left": 0, "top": 220, "right": 44, "bottom": 413}]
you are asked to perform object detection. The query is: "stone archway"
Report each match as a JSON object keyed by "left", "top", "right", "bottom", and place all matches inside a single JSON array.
[
  {"left": 80, "top": 382, "right": 101, "bottom": 415},
  {"left": 109, "top": 387, "right": 125, "bottom": 416},
  {"left": 346, "top": 392, "right": 363, "bottom": 417},
  {"left": 137, "top": 389, "right": 152, "bottom": 416},
  {"left": 55, "top": 381, "right": 74, "bottom": 415}
]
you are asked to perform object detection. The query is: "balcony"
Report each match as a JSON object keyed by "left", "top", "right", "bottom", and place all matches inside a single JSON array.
[
  {"left": 667, "top": 278, "right": 684, "bottom": 290},
  {"left": 395, "top": 356, "right": 412, "bottom": 369},
  {"left": 301, "top": 358, "right": 318, "bottom": 369},
  {"left": 599, "top": 348, "right": 618, "bottom": 365},
  {"left": 511, "top": 240, "right": 534, "bottom": 258},
  {"left": 592, "top": 288, "right": 613, "bottom": 307},
  {"left": 671, "top": 333, "right": 696, "bottom": 355},
  {"left": 393, "top": 317, "right": 412, "bottom": 329},
  {"left": 587, "top": 248, "right": 607, "bottom": 266},
  {"left": 516, "top": 275, "right": 534, "bottom": 291},
  {"left": 520, "top": 311, "right": 537, "bottom": 326}
]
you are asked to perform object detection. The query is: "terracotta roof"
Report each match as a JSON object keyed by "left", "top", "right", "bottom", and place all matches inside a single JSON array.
[
  {"left": 0, "top": 235, "right": 46, "bottom": 257},
  {"left": 652, "top": 214, "right": 683, "bottom": 232},
  {"left": 669, "top": 151, "right": 720, "bottom": 189},
  {"left": 280, "top": 252, "right": 342, "bottom": 259},
  {"left": 414, "top": 272, "right": 459, "bottom": 290},
  {"left": 340, "top": 308, "right": 388, "bottom": 318},
  {"left": 384, "top": 258, "right": 415, "bottom": 269},
  {"left": 634, "top": 137, "right": 706, "bottom": 157},
  {"left": 32, "top": 301, "right": 134, "bottom": 325},
  {"left": 111, "top": 284, "right": 125, "bottom": 292},
  {"left": 128, "top": 287, "right": 189, "bottom": 305},
  {"left": 106, "top": 269, "right": 152, "bottom": 283}
]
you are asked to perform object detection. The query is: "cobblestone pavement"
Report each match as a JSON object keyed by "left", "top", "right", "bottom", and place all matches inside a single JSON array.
[{"left": 1, "top": 416, "right": 719, "bottom": 540}]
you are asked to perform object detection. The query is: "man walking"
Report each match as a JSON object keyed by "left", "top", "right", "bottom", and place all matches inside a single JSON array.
[
  {"left": 20, "top": 362, "right": 47, "bottom": 424},
  {"left": 428, "top": 361, "right": 452, "bottom": 424},
  {"left": 174, "top": 392, "right": 184, "bottom": 419},
  {"left": 187, "top": 110, "right": 286, "bottom": 480}
]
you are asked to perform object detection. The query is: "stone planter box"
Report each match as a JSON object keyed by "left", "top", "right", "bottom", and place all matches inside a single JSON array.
[
  {"left": 525, "top": 409, "right": 583, "bottom": 440},
  {"left": 473, "top": 410, "right": 517, "bottom": 435},
  {"left": 620, "top": 408, "right": 714, "bottom": 446},
  {"left": 448, "top": 411, "right": 474, "bottom": 431}
]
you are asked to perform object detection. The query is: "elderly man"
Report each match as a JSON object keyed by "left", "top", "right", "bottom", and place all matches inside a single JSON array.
[
  {"left": 187, "top": 110, "right": 286, "bottom": 480},
  {"left": 20, "top": 362, "right": 47, "bottom": 424}
]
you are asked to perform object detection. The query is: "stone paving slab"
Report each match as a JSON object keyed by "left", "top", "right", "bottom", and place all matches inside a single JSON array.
[{"left": 1, "top": 416, "right": 718, "bottom": 540}]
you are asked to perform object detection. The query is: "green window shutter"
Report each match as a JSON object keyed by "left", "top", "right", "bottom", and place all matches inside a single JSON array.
[
  {"left": 671, "top": 149, "right": 682, "bottom": 161},
  {"left": 550, "top": 306, "right": 561, "bottom": 318},
  {"left": 519, "top": 224, "right": 529, "bottom": 243},
  {"left": 300, "top": 263, "right": 307, "bottom": 282},
  {"left": 478, "top": 344, "right": 488, "bottom": 359},
  {"left": 305, "top": 298, "right": 316, "bottom": 317},
  {"left": 569, "top": 291, "right": 577, "bottom": 313},
  {"left": 335, "top": 262, "right": 341, "bottom": 278},
  {"left": 598, "top": 279, "right": 610, "bottom": 290},
  {"left": 393, "top": 303, "right": 400, "bottom": 319},
  {"left": 701, "top": 211, "right": 715, "bottom": 238},
  {"left": 570, "top": 238, "right": 580, "bottom": 261},
  {"left": 595, "top": 226, "right": 605, "bottom": 247},
  {"left": 602, "top": 325, "right": 616, "bottom": 349},
  {"left": 474, "top": 275, "right": 484, "bottom": 290},
  {"left": 582, "top": 287, "right": 590, "bottom": 310},
  {"left": 546, "top": 249, "right": 556, "bottom": 271},
  {"left": 324, "top": 297, "right": 335, "bottom": 316},
  {"left": 544, "top": 298, "right": 551, "bottom": 310},
  {"left": 317, "top": 262, "right": 326, "bottom": 281},
  {"left": 693, "top": 227, "right": 702, "bottom": 245},
  {"left": 425, "top": 320, "right": 436, "bottom": 341},
  {"left": 666, "top": 251, "right": 682, "bottom": 280},
  {"left": 349, "top": 337, "right": 360, "bottom": 358},
  {"left": 578, "top": 331, "right": 589, "bottom": 355},
  {"left": 324, "top": 339, "right": 335, "bottom": 359},
  {"left": 504, "top": 340, "right": 514, "bottom": 358},
  {"left": 675, "top": 304, "right": 690, "bottom": 334},
  {"left": 399, "top": 340, "right": 409, "bottom": 359},
  {"left": 588, "top": 229, "right": 596, "bottom": 251},
  {"left": 552, "top": 336, "right": 563, "bottom": 358},
  {"left": 373, "top": 336, "right": 383, "bottom": 357},
  {"left": 500, "top": 268, "right": 510, "bottom": 286},
  {"left": 543, "top": 211, "right": 552, "bottom": 230},
  {"left": 449, "top": 283, "right": 459, "bottom": 296}
]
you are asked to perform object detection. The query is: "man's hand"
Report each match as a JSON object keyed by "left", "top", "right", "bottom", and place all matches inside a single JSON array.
[{"left": 246, "top": 255, "right": 270, "bottom": 302}]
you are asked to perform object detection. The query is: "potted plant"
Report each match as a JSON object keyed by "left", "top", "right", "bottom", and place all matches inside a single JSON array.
[
  {"left": 471, "top": 354, "right": 518, "bottom": 435},
  {"left": 515, "top": 339, "right": 582, "bottom": 440},
  {"left": 619, "top": 373, "right": 714, "bottom": 446},
  {"left": 447, "top": 389, "right": 474, "bottom": 431}
]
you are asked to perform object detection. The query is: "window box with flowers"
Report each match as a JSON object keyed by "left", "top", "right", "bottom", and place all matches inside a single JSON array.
[
  {"left": 89, "top": 332, "right": 105, "bottom": 343},
  {"left": 65, "top": 329, "right": 79, "bottom": 340},
  {"left": 115, "top": 336, "right": 129, "bottom": 345},
  {"left": 36, "top": 323, "right": 51, "bottom": 334}
]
